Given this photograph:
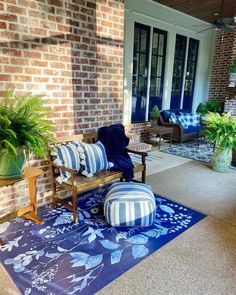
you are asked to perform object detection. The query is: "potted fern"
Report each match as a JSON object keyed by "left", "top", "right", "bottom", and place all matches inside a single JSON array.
[
  {"left": 203, "top": 112, "right": 236, "bottom": 172},
  {"left": 150, "top": 105, "right": 160, "bottom": 127},
  {"left": 0, "top": 90, "right": 54, "bottom": 179}
]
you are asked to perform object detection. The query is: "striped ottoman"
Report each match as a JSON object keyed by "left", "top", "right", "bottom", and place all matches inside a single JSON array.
[{"left": 104, "top": 182, "right": 156, "bottom": 227}]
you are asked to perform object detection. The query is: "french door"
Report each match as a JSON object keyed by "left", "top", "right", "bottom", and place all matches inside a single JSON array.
[
  {"left": 132, "top": 23, "right": 150, "bottom": 122},
  {"left": 170, "top": 35, "right": 187, "bottom": 109},
  {"left": 149, "top": 28, "right": 167, "bottom": 118},
  {"left": 132, "top": 22, "right": 167, "bottom": 123},
  {"left": 170, "top": 35, "right": 199, "bottom": 111},
  {"left": 183, "top": 38, "right": 199, "bottom": 112}
]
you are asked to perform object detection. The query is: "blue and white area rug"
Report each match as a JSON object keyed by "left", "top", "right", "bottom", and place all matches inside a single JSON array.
[
  {"left": 161, "top": 141, "right": 214, "bottom": 163},
  {"left": 0, "top": 186, "right": 206, "bottom": 295}
]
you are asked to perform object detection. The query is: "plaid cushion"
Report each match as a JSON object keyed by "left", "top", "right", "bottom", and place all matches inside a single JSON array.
[
  {"left": 180, "top": 113, "right": 201, "bottom": 127},
  {"left": 177, "top": 115, "right": 188, "bottom": 128},
  {"left": 169, "top": 113, "right": 179, "bottom": 124}
]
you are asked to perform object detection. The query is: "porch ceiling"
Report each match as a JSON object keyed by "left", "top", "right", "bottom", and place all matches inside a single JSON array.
[{"left": 154, "top": 0, "right": 236, "bottom": 24}]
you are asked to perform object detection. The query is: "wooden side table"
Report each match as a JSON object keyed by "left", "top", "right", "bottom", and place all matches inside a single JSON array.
[
  {"left": 0, "top": 166, "right": 44, "bottom": 245},
  {"left": 145, "top": 126, "right": 173, "bottom": 150}
]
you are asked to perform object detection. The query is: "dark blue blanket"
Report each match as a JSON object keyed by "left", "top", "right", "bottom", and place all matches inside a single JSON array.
[{"left": 98, "top": 124, "right": 134, "bottom": 181}]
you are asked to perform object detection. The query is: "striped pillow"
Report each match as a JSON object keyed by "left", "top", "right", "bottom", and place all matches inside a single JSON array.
[
  {"left": 53, "top": 141, "right": 83, "bottom": 182},
  {"left": 104, "top": 182, "right": 156, "bottom": 227},
  {"left": 169, "top": 113, "right": 179, "bottom": 124},
  {"left": 79, "top": 141, "right": 114, "bottom": 177}
]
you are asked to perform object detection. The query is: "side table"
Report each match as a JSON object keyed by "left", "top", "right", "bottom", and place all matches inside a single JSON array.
[
  {"left": 0, "top": 166, "right": 44, "bottom": 246},
  {"left": 145, "top": 126, "right": 173, "bottom": 150}
]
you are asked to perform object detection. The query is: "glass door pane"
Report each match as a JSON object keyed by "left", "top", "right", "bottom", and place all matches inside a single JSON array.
[
  {"left": 149, "top": 28, "right": 167, "bottom": 117},
  {"left": 170, "top": 35, "right": 187, "bottom": 109},
  {"left": 132, "top": 23, "right": 150, "bottom": 123},
  {"left": 183, "top": 38, "right": 199, "bottom": 112}
]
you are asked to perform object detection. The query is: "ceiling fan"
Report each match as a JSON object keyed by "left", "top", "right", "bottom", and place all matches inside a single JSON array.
[{"left": 196, "top": 0, "right": 236, "bottom": 34}]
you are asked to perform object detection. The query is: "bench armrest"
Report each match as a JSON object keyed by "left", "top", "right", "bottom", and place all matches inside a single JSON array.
[
  {"left": 127, "top": 149, "right": 148, "bottom": 157},
  {"left": 51, "top": 163, "right": 77, "bottom": 175}
]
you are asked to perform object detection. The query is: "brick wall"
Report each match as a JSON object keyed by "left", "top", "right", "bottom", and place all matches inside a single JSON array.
[
  {"left": 0, "top": 0, "right": 124, "bottom": 217},
  {"left": 209, "top": 28, "right": 236, "bottom": 100}
]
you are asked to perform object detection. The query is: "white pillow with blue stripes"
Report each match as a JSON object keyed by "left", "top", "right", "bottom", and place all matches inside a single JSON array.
[
  {"left": 104, "top": 182, "right": 156, "bottom": 227},
  {"left": 53, "top": 141, "right": 84, "bottom": 183},
  {"left": 169, "top": 113, "right": 179, "bottom": 124},
  {"left": 79, "top": 141, "right": 114, "bottom": 177}
]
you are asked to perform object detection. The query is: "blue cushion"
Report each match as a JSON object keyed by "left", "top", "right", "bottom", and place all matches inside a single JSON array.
[
  {"left": 54, "top": 141, "right": 83, "bottom": 182},
  {"left": 161, "top": 110, "right": 171, "bottom": 122},
  {"left": 183, "top": 125, "right": 204, "bottom": 134},
  {"left": 104, "top": 182, "right": 156, "bottom": 227},
  {"left": 79, "top": 141, "right": 113, "bottom": 177}
]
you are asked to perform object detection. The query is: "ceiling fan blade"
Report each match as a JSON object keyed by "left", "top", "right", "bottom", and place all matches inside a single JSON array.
[
  {"left": 196, "top": 26, "right": 216, "bottom": 34},
  {"left": 221, "top": 17, "right": 235, "bottom": 25}
]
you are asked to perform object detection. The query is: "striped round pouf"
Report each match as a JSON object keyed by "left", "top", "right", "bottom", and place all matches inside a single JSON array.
[{"left": 104, "top": 182, "right": 156, "bottom": 227}]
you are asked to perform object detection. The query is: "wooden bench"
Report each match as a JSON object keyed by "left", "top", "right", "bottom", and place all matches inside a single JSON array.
[{"left": 48, "top": 133, "right": 148, "bottom": 224}]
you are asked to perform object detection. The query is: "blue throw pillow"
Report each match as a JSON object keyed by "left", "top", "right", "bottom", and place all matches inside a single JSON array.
[
  {"left": 161, "top": 110, "right": 171, "bottom": 122},
  {"left": 79, "top": 141, "right": 114, "bottom": 177}
]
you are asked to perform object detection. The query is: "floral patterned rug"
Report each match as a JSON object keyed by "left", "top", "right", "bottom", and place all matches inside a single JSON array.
[
  {"left": 161, "top": 141, "right": 214, "bottom": 163},
  {"left": 0, "top": 186, "right": 206, "bottom": 295}
]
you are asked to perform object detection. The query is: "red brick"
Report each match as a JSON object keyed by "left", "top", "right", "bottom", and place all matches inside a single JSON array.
[
  {"left": 0, "top": 13, "right": 17, "bottom": 22},
  {"left": 0, "top": 22, "right": 6, "bottom": 29},
  {"left": 7, "top": 5, "right": 26, "bottom": 14},
  {"left": 0, "top": 75, "right": 11, "bottom": 81}
]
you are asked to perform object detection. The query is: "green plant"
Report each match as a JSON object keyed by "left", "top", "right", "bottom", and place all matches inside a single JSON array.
[
  {"left": 197, "top": 100, "right": 224, "bottom": 116},
  {"left": 0, "top": 90, "right": 54, "bottom": 161},
  {"left": 229, "top": 59, "right": 236, "bottom": 73},
  {"left": 150, "top": 105, "right": 160, "bottom": 120},
  {"left": 203, "top": 112, "right": 236, "bottom": 149}
]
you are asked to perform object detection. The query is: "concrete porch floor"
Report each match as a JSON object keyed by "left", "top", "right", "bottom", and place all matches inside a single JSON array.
[{"left": 98, "top": 150, "right": 236, "bottom": 295}]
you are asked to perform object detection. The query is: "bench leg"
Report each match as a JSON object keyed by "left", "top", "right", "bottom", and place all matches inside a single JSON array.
[
  {"left": 120, "top": 177, "right": 124, "bottom": 182},
  {"left": 142, "top": 169, "right": 146, "bottom": 183},
  {"left": 52, "top": 181, "right": 57, "bottom": 208},
  {"left": 72, "top": 189, "right": 78, "bottom": 224}
]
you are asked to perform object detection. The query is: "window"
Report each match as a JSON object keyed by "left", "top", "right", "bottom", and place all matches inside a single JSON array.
[{"left": 132, "top": 22, "right": 167, "bottom": 123}]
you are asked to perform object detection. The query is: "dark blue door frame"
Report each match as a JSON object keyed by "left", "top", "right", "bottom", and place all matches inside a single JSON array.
[
  {"left": 148, "top": 28, "right": 167, "bottom": 118},
  {"left": 170, "top": 34, "right": 187, "bottom": 110},
  {"left": 131, "top": 22, "right": 150, "bottom": 123},
  {"left": 183, "top": 38, "right": 199, "bottom": 112}
]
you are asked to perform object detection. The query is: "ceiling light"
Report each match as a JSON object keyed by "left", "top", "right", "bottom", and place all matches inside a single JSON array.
[{"left": 213, "top": 12, "right": 219, "bottom": 16}]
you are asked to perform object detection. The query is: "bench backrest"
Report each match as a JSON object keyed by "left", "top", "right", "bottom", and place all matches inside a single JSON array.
[
  {"left": 54, "top": 132, "right": 98, "bottom": 145},
  {"left": 48, "top": 132, "right": 99, "bottom": 164}
]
